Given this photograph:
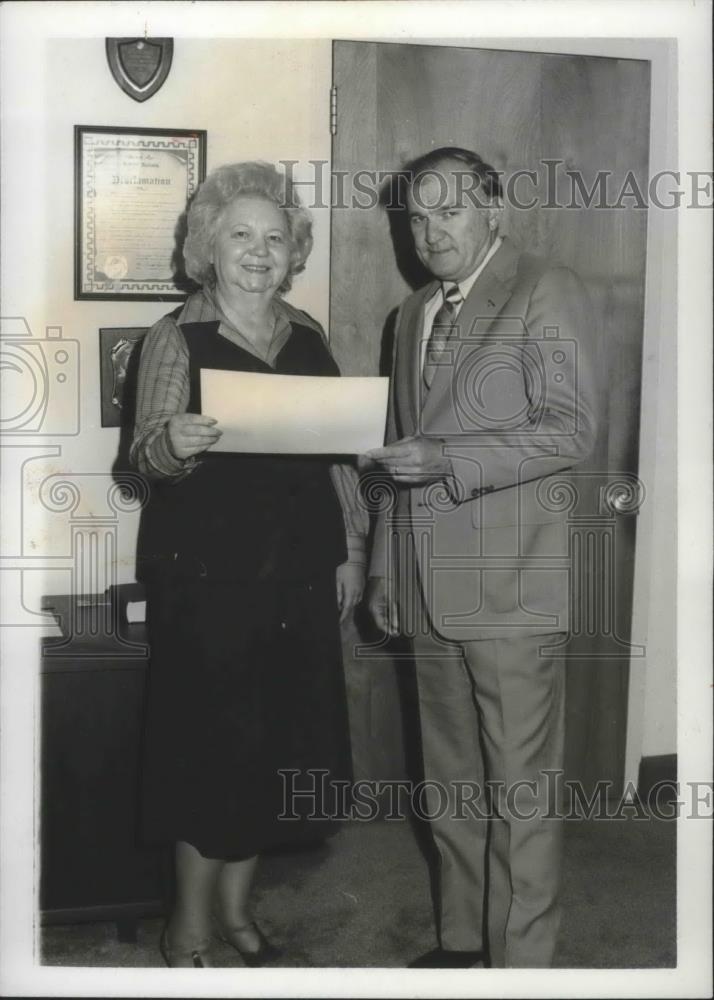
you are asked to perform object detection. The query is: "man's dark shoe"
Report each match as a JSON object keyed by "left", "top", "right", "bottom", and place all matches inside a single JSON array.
[{"left": 408, "top": 947, "right": 485, "bottom": 968}]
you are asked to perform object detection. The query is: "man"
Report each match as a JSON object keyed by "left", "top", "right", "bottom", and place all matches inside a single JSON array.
[{"left": 365, "top": 147, "right": 599, "bottom": 968}]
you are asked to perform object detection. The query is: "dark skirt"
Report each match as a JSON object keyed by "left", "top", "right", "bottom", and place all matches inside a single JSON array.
[{"left": 139, "top": 572, "right": 353, "bottom": 860}]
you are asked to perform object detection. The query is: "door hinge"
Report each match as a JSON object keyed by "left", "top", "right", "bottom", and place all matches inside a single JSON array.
[{"left": 329, "top": 85, "right": 337, "bottom": 136}]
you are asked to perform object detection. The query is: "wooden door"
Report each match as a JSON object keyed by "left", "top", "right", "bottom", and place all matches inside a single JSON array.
[{"left": 330, "top": 41, "right": 650, "bottom": 796}]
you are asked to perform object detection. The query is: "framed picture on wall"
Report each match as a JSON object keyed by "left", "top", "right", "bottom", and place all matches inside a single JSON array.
[
  {"left": 98, "top": 327, "right": 147, "bottom": 427},
  {"left": 75, "top": 125, "right": 207, "bottom": 300}
]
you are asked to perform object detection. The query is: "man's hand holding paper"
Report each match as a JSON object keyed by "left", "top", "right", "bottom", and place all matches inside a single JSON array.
[{"left": 365, "top": 435, "right": 452, "bottom": 484}]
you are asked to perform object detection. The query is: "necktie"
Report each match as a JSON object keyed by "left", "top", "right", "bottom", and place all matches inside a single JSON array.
[{"left": 423, "top": 282, "right": 464, "bottom": 389}]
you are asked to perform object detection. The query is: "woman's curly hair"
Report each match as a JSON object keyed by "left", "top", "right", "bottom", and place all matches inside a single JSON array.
[{"left": 183, "top": 161, "right": 313, "bottom": 293}]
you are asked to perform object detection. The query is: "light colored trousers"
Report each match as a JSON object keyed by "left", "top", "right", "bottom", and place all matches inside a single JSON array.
[{"left": 411, "top": 624, "right": 566, "bottom": 968}]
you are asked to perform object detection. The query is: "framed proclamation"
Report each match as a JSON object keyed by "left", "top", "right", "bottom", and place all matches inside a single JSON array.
[{"left": 74, "top": 125, "right": 207, "bottom": 300}]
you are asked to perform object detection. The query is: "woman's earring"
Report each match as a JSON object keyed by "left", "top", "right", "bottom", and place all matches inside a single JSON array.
[{"left": 489, "top": 218, "right": 497, "bottom": 230}]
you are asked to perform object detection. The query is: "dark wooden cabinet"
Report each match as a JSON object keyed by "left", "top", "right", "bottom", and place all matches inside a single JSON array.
[{"left": 40, "top": 596, "right": 169, "bottom": 940}]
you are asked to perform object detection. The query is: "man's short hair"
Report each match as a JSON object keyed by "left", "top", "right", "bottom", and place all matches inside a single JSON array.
[{"left": 403, "top": 146, "right": 503, "bottom": 202}]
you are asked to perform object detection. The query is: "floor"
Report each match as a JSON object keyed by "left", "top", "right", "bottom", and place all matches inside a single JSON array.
[{"left": 40, "top": 813, "right": 676, "bottom": 969}]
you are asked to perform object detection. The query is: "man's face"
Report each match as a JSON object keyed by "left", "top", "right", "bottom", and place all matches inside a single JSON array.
[{"left": 407, "top": 159, "right": 500, "bottom": 282}]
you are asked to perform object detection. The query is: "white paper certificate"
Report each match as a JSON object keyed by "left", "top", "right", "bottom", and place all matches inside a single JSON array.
[{"left": 200, "top": 369, "right": 389, "bottom": 454}]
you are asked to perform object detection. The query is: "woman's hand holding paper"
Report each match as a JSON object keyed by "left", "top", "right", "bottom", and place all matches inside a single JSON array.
[{"left": 167, "top": 413, "right": 222, "bottom": 459}]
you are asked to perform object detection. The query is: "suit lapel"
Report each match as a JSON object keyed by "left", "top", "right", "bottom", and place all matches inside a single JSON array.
[
  {"left": 421, "top": 238, "right": 521, "bottom": 418},
  {"left": 395, "top": 280, "right": 438, "bottom": 434}
]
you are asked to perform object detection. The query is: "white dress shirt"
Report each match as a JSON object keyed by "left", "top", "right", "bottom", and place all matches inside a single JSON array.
[{"left": 420, "top": 236, "right": 503, "bottom": 374}]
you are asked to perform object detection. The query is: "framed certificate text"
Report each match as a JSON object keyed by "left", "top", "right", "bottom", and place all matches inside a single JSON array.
[{"left": 74, "top": 125, "right": 207, "bottom": 300}]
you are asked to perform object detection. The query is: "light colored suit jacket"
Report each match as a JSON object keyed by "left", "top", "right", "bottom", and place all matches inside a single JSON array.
[{"left": 370, "top": 237, "right": 599, "bottom": 641}]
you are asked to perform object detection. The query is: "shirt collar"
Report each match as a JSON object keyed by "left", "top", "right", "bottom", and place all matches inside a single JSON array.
[
  {"left": 199, "top": 285, "right": 291, "bottom": 338},
  {"left": 442, "top": 236, "right": 503, "bottom": 302},
  {"left": 179, "top": 286, "right": 292, "bottom": 367}
]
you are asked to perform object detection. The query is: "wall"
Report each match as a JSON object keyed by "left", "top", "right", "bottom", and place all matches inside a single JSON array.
[{"left": 625, "top": 40, "right": 678, "bottom": 773}]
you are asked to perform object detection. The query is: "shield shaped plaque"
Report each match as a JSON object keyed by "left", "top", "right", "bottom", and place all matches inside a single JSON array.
[{"left": 106, "top": 38, "right": 173, "bottom": 102}]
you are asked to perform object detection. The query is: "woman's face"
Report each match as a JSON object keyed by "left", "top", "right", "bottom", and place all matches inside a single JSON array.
[{"left": 210, "top": 195, "right": 291, "bottom": 297}]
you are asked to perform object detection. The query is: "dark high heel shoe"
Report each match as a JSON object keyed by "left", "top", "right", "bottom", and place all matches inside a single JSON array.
[
  {"left": 214, "top": 919, "right": 281, "bottom": 967},
  {"left": 160, "top": 928, "right": 213, "bottom": 968}
]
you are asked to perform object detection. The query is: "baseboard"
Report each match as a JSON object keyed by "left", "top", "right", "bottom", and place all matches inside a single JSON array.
[
  {"left": 638, "top": 753, "right": 678, "bottom": 803},
  {"left": 41, "top": 899, "right": 166, "bottom": 938}
]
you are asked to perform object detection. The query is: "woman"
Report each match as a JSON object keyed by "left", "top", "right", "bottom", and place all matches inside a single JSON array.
[{"left": 131, "top": 162, "right": 367, "bottom": 967}]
